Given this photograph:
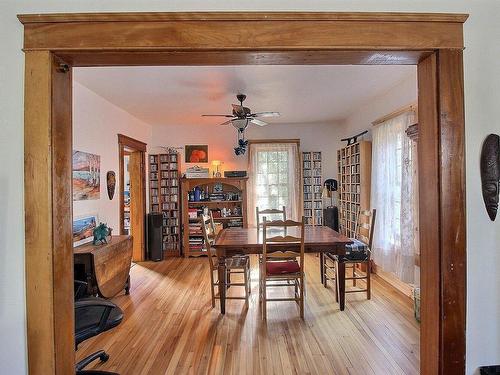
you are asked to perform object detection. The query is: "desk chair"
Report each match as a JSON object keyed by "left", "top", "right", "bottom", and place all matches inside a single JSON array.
[
  {"left": 322, "top": 209, "right": 376, "bottom": 300},
  {"left": 201, "top": 213, "right": 251, "bottom": 308},
  {"left": 260, "top": 217, "right": 306, "bottom": 319},
  {"left": 75, "top": 282, "right": 123, "bottom": 375}
]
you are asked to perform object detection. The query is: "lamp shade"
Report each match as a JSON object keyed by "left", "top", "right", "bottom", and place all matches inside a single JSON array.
[
  {"left": 212, "top": 160, "right": 221, "bottom": 166},
  {"left": 321, "top": 186, "right": 329, "bottom": 199}
]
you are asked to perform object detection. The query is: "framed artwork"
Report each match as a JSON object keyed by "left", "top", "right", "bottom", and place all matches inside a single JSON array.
[
  {"left": 185, "top": 145, "right": 208, "bottom": 163},
  {"left": 73, "top": 150, "right": 101, "bottom": 200},
  {"left": 73, "top": 214, "right": 99, "bottom": 247}
]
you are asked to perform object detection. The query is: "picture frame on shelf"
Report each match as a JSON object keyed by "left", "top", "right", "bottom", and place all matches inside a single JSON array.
[{"left": 73, "top": 213, "right": 99, "bottom": 247}]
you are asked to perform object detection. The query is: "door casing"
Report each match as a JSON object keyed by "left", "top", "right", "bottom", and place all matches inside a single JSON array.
[{"left": 19, "top": 12, "right": 467, "bottom": 375}]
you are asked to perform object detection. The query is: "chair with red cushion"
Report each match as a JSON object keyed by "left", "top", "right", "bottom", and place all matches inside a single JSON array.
[{"left": 259, "top": 217, "right": 306, "bottom": 319}]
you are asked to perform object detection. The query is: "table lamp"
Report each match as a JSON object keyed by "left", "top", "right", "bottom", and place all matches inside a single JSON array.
[{"left": 212, "top": 160, "right": 222, "bottom": 177}]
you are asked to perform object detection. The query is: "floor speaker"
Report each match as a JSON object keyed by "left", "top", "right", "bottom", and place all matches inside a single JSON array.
[
  {"left": 147, "top": 213, "right": 163, "bottom": 261},
  {"left": 323, "top": 207, "right": 339, "bottom": 232}
]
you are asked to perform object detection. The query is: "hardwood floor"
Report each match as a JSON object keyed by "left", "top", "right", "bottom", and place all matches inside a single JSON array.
[{"left": 76, "top": 254, "right": 420, "bottom": 375}]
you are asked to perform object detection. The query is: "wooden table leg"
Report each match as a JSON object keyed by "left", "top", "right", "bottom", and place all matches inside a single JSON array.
[
  {"left": 218, "top": 255, "right": 227, "bottom": 314},
  {"left": 337, "top": 260, "right": 346, "bottom": 311}
]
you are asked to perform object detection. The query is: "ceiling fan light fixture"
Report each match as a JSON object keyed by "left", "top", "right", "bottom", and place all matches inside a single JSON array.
[{"left": 231, "top": 118, "right": 249, "bottom": 130}]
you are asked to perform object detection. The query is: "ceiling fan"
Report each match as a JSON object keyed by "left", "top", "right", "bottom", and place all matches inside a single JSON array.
[
  {"left": 202, "top": 94, "right": 280, "bottom": 155},
  {"left": 202, "top": 94, "right": 280, "bottom": 130}
]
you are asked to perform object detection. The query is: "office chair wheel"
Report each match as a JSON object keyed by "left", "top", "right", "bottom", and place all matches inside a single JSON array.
[{"left": 99, "top": 353, "right": 110, "bottom": 362}]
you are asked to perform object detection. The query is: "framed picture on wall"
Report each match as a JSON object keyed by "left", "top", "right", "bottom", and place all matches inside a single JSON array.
[
  {"left": 73, "top": 214, "right": 99, "bottom": 247},
  {"left": 185, "top": 145, "right": 208, "bottom": 163},
  {"left": 73, "top": 150, "right": 101, "bottom": 200}
]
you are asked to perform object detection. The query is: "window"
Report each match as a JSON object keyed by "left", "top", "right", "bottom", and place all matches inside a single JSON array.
[
  {"left": 247, "top": 142, "right": 301, "bottom": 226},
  {"left": 371, "top": 110, "right": 417, "bottom": 283}
]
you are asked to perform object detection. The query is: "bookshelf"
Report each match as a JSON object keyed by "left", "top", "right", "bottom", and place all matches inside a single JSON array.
[
  {"left": 180, "top": 177, "right": 247, "bottom": 257},
  {"left": 337, "top": 141, "right": 372, "bottom": 238},
  {"left": 302, "top": 151, "right": 323, "bottom": 226},
  {"left": 148, "top": 153, "right": 181, "bottom": 256}
]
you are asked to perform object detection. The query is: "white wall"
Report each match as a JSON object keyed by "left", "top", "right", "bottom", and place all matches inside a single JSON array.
[
  {"left": 339, "top": 72, "right": 417, "bottom": 141},
  {"left": 1, "top": 1, "right": 499, "bottom": 374},
  {"left": 73, "top": 81, "right": 152, "bottom": 232},
  {"left": 151, "top": 121, "right": 343, "bottom": 179}
]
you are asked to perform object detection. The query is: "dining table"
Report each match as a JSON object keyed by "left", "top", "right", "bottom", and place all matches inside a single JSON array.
[{"left": 212, "top": 226, "right": 352, "bottom": 314}]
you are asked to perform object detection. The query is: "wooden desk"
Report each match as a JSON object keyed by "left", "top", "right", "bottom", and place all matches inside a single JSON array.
[
  {"left": 74, "top": 235, "right": 133, "bottom": 298},
  {"left": 213, "top": 226, "right": 351, "bottom": 313}
]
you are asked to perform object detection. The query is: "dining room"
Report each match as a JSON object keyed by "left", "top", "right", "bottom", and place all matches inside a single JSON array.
[{"left": 70, "top": 63, "right": 421, "bottom": 375}]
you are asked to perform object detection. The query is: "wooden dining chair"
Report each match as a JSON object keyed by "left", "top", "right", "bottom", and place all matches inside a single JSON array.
[
  {"left": 260, "top": 217, "right": 306, "bottom": 319},
  {"left": 256, "top": 206, "right": 295, "bottom": 280},
  {"left": 321, "top": 209, "right": 376, "bottom": 300},
  {"left": 201, "top": 213, "right": 251, "bottom": 308},
  {"left": 256, "top": 206, "right": 286, "bottom": 227}
]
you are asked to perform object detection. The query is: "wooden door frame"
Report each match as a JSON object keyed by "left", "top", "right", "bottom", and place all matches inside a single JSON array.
[
  {"left": 19, "top": 12, "right": 467, "bottom": 375},
  {"left": 118, "top": 134, "right": 147, "bottom": 261}
]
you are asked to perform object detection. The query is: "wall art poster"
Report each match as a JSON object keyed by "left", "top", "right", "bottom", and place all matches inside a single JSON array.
[
  {"left": 185, "top": 145, "right": 209, "bottom": 163},
  {"left": 73, "top": 214, "right": 99, "bottom": 247},
  {"left": 73, "top": 150, "right": 100, "bottom": 200}
]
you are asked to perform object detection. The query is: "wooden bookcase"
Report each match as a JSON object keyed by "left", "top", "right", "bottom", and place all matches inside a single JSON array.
[
  {"left": 180, "top": 177, "right": 247, "bottom": 257},
  {"left": 302, "top": 151, "right": 323, "bottom": 226},
  {"left": 337, "top": 141, "right": 372, "bottom": 237},
  {"left": 148, "top": 153, "right": 181, "bottom": 256}
]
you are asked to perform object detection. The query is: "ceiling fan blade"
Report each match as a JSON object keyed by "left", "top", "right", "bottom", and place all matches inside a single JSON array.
[
  {"left": 250, "top": 111, "right": 280, "bottom": 118},
  {"left": 201, "top": 114, "right": 234, "bottom": 117},
  {"left": 250, "top": 118, "right": 268, "bottom": 127},
  {"left": 219, "top": 119, "right": 235, "bottom": 126}
]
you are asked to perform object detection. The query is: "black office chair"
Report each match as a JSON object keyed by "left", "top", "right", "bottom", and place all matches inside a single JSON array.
[{"left": 75, "top": 281, "right": 123, "bottom": 375}]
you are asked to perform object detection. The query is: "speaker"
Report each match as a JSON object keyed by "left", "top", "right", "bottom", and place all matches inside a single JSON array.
[
  {"left": 147, "top": 213, "right": 163, "bottom": 261},
  {"left": 323, "top": 207, "right": 339, "bottom": 232}
]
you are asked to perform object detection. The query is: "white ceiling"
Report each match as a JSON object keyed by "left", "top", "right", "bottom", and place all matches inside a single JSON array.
[{"left": 74, "top": 65, "right": 415, "bottom": 126}]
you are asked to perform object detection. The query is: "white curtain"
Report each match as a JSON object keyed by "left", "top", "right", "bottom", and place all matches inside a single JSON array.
[
  {"left": 371, "top": 111, "right": 417, "bottom": 283},
  {"left": 247, "top": 142, "right": 301, "bottom": 226}
]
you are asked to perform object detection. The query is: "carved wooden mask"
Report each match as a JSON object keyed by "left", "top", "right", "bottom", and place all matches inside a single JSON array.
[{"left": 480, "top": 134, "right": 500, "bottom": 221}]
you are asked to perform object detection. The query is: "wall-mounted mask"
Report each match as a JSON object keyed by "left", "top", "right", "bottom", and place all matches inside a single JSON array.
[
  {"left": 107, "top": 171, "right": 116, "bottom": 200},
  {"left": 480, "top": 134, "right": 500, "bottom": 221}
]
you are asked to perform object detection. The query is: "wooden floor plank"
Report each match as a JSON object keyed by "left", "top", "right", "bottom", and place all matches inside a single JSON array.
[{"left": 76, "top": 255, "right": 420, "bottom": 374}]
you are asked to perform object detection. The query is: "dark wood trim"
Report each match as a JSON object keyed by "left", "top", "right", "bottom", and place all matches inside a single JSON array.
[
  {"left": 17, "top": 11, "right": 469, "bottom": 24},
  {"left": 20, "top": 12, "right": 468, "bottom": 375},
  {"left": 118, "top": 135, "right": 147, "bottom": 262},
  {"left": 19, "top": 13, "right": 463, "bottom": 52},
  {"left": 436, "top": 49, "right": 466, "bottom": 375},
  {"left": 24, "top": 51, "right": 75, "bottom": 375},
  {"left": 417, "top": 53, "right": 441, "bottom": 375},
  {"left": 118, "top": 133, "right": 147, "bottom": 152},
  {"left": 55, "top": 50, "right": 432, "bottom": 67}
]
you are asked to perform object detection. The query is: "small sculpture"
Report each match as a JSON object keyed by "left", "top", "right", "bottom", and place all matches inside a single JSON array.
[
  {"left": 480, "top": 134, "right": 500, "bottom": 221},
  {"left": 93, "top": 223, "right": 111, "bottom": 245}
]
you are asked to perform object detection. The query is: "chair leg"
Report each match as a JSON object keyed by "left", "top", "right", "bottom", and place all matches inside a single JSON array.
[
  {"left": 322, "top": 254, "right": 328, "bottom": 288},
  {"left": 334, "top": 262, "right": 339, "bottom": 303},
  {"left": 299, "top": 273, "right": 305, "bottom": 319},
  {"left": 262, "top": 280, "right": 267, "bottom": 320},
  {"left": 335, "top": 259, "right": 342, "bottom": 306},
  {"left": 352, "top": 264, "right": 357, "bottom": 287},
  {"left": 210, "top": 270, "right": 215, "bottom": 308},
  {"left": 244, "top": 266, "right": 250, "bottom": 307},
  {"left": 366, "top": 261, "right": 371, "bottom": 300}
]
